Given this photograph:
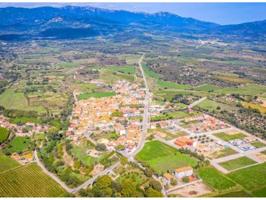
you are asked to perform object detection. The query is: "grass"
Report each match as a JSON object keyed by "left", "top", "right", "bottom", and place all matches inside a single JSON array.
[
  {"left": 214, "top": 132, "right": 246, "bottom": 141},
  {"left": 252, "top": 187, "right": 266, "bottom": 197},
  {"left": 197, "top": 99, "right": 234, "bottom": 112},
  {"left": 0, "top": 151, "right": 20, "bottom": 172},
  {"left": 220, "top": 157, "right": 256, "bottom": 171},
  {"left": 0, "top": 126, "right": 9, "bottom": 144},
  {"left": 228, "top": 163, "right": 266, "bottom": 192},
  {"left": 0, "top": 163, "right": 67, "bottom": 197},
  {"left": 71, "top": 145, "right": 96, "bottom": 167},
  {"left": 198, "top": 166, "right": 236, "bottom": 191},
  {"left": 216, "top": 190, "right": 251, "bottom": 197},
  {"left": 100, "top": 67, "right": 135, "bottom": 84},
  {"left": 251, "top": 141, "right": 265, "bottom": 148},
  {"left": 78, "top": 91, "right": 115, "bottom": 100},
  {"left": 136, "top": 140, "right": 198, "bottom": 174},
  {"left": 4, "top": 136, "right": 32, "bottom": 154}
]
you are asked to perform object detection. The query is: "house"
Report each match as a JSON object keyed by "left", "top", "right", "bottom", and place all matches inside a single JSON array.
[
  {"left": 175, "top": 137, "right": 194, "bottom": 148},
  {"left": 175, "top": 166, "right": 193, "bottom": 179},
  {"left": 163, "top": 173, "right": 174, "bottom": 185}
]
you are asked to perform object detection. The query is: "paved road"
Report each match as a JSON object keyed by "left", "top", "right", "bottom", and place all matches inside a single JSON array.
[{"left": 129, "top": 54, "right": 150, "bottom": 158}]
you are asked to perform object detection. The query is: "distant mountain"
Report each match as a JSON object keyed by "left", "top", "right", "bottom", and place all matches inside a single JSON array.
[{"left": 0, "top": 6, "right": 265, "bottom": 41}]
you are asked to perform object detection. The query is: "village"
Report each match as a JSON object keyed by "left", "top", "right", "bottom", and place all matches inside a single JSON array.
[{"left": 66, "top": 80, "right": 146, "bottom": 155}]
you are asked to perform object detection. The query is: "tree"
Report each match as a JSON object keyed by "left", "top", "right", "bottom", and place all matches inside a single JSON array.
[
  {"left": 182, "top": 176, "right": 189, "bottom": 183},
  {"left": 92, "top": 175, "right": 113, "bottom": 197},
  {"left": 149, "top": 179, "right": 162, "bottom": 191},
  {"left": 95, "top": 143, "right": 107, "bottom": 151},
  {"left": 145, "top": 188, "right": 163, "bottom": 197},
  {"left": 121, "top": 180, "right": 141, "bottom": 197},
  {"left": 144, "top": 168, "right": 153, "bottom": 177}
]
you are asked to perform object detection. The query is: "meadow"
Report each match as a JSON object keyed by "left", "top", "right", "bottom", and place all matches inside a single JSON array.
[
  {"left": 4, "top": 136, "right": 32, "bottom": 154},
  {"left": 214, "top": 132, "right": 246, "bottom": 141}
]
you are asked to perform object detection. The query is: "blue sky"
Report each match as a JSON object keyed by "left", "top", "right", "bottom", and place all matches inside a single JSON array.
[{"left": 1, "top": 3, "right": 266, "bottom": 25}]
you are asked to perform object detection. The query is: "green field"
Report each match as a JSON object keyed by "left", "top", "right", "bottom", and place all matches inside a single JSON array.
[
  {"left": 136, "top": 140, "right": 198, "bottom": 174},
  {"left": 157, "top": 80, "right": 191, "bottom": 90},
  {"left": 210, "top": 147, "right": 237, "bottom": 159},
  {"left": 0, "top": 127, "right": 9, "bottom": 144},
  {"left": 198, "top": 166, "right": 236, "bottom": 191},
  {"left": 0, "top": 151, "right": 20, "bottom": 172},
  {"left": 0, "top": 163, "right": 67, "bottom": 197},
  {"left": 228, "top": 163, "right": 266, "bottom": 192},
  {"left": 220, "top": 157, "right": 256, "bottom": 171},
  {"left": 4, "top": 136, "right": 32, "bottom": 154},
  {"left": 100, "top": 66, "right": 136, "bottom": 84},
  {"left": 78, "top": 91, "right": 115, "bottom": 100},
  {"left": 197, "top": 99, "right": 234, "bottom": 112},
  {"left": 214, "top": 132, "right": 246, "bottom": 141}
]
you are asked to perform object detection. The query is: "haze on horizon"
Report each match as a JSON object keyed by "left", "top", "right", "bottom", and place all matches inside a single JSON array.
[{"left": 0, "top": 2, "right": 266, "bottom": 25}]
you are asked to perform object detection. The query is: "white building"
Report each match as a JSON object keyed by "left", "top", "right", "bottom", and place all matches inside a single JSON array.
[{"left": 175, "top": 166, "right": 193, "bottom": 179}]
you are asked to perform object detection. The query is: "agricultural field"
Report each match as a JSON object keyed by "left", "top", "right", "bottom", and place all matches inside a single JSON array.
[
  {"left": 219, "top": 157, "right": 257, "bottom": 171},
  {"left": 198, "top": 166, "right": 236, "bottom": 192},
  {"left": 0, "top": 127, "right": 9, "bottom": 144},
  {"left": 228, "top": 163, "right": 266, "bottom": 193},
  {"left": 0, "top": 163, "right": 68, "bottom": 197},
  {"left": 136, "top": 140, "right": 198, "bottom": 174},
  {"left": 0, "top": 89, "right": 46, "bottom": 114}
]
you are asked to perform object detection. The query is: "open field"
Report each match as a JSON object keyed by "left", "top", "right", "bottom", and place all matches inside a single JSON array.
[
  {"left": 242, "top": 102, "right": 266, "bottom": 114},
  {"left": 0, "top": 151, "right": 20, "bottom": 172},
  {"left": 198, "top": 166, "right": 236, "bottom": 191},
  {"left": 0, "top": 163, "right": 67, "bottom": 197},
  {"left": 220, "top": 157, "right": 256, "bottom": 171},
  {"left": 214, "top": 132, "right": 246, "bottom": 141},
  {"left": 136, "top": 140, "right": 198, "bottom": 174},
  {"left": 4, "top": 137, "right": 32, "bottom": 154}
]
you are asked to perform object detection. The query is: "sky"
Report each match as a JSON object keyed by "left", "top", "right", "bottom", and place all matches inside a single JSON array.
[{"left": 0, "top": 3, "right": 266, "bottom": 25}]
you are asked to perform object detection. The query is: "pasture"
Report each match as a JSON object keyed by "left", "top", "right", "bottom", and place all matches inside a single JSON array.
[{"left": 0, "top": 163, "right": 67, "bottom": 197}]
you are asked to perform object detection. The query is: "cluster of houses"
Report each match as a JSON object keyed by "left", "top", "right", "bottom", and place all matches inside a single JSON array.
[
  {"left": 182, "top": 114, "right": 229, "bottom": 133},
  {"left": 0, "top": 115, "right": 49, "bottom": 137},
  {"left": 66, "top": 80, "right": 146, "bottom": 154}
]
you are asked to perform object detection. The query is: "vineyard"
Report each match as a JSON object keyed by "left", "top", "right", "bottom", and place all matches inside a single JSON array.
[{"left": 0, "top": 163, "right": 68, "bottom": 197}]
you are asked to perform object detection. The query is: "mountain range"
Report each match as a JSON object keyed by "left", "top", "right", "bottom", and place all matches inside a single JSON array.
[{"left": 0, "top": 6, "right": 265, "bottom": 41}]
